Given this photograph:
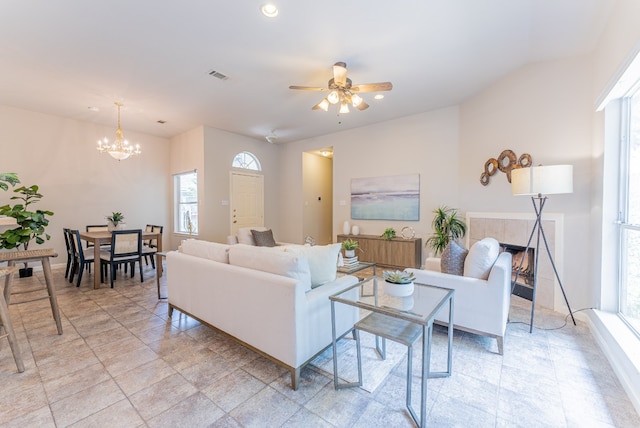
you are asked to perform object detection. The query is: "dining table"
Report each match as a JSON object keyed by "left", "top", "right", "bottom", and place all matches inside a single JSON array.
[{"left": 80, "top": 229, "right": 163, "bottom": 289}]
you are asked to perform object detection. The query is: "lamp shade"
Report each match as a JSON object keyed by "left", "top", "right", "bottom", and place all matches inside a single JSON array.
[{"left": 511, "top": 165, "right": 573, "bottom": 196}]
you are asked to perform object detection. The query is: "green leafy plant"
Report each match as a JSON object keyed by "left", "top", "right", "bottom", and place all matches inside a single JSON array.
[
  {"left": 425, "top": 206, "right": 467, "bottom": 256},
  {"left": 0, "top": 184, "right": 54, "bottom": 252},
  {"left": 0, "top": 173, "right": 20, "bottom": 191},
  {"left": 341, "top": 238, "right": 361, "bottom": 252},
  {"left": 106, "top": 211, "right": 125, "bottom": 226},
  {"left": 380, "top": 227, "right": 396, "bottom": 240},
  {"left": 383, "top": 270, "right": 415, "bottom": 284}
]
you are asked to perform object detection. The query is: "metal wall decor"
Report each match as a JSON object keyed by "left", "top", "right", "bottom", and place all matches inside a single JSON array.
[{"left": 480, "top": 150, "right": 531, "bottom": 186}]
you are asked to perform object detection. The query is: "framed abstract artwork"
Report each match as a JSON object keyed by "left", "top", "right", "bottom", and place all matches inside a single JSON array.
[{"left": 351, "top": 173, "right": 420, "bottom": 221}]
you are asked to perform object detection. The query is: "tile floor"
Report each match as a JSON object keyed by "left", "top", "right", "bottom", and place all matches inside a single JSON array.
[{"left": 0, "top": 262, "right": 638, "bottom": 427}]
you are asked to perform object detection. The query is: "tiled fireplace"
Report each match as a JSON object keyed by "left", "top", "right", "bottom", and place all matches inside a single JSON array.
[{"left": 465, "top": 212, "right": 565, "bottom": 310}]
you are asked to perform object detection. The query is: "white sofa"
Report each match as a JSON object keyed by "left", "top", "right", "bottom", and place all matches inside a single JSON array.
[
  {"left": 166, "top": 240, "right": 359, "bottom": 389},
  {"left": 405, "top": 248, "right": 512, "bottom": 354}
]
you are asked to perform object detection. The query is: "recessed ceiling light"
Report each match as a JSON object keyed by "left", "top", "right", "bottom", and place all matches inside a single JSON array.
[
  {"left": 261, "top": 3, "right": 278, "bottom": 17},
  {"left": 374, "top": 94, "right": 385, "bottom": 100},
  {"left": 87, "top": 106, "right": 100, "bottom": 112}
]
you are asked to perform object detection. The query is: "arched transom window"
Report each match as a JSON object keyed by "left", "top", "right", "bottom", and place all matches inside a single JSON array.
[{"left": 232, "top": 151, "right": 261, "bottom": 171}]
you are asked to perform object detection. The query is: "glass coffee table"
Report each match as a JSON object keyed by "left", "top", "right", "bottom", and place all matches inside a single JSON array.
[{"left": 330, "top": 276, "right": 454, "bottom": 428}]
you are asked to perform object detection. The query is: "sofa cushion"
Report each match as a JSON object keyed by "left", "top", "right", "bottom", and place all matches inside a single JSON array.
[
  {"left": 286, "top": 243, "right": 341, "bottom": 288},
  {"left": 180, "top": 239, "right": 230, "bottom": 264},
  {"left": 237, "top": 226, "right": 268, "bottom": 245},
  {"left": 464, "top": 237, "right": 500, "bottom": 280},
  {"left": 441, "top": 240, "right": 468, "bottom": 276},
  {"left": 251, "top": 229, "right": 276, "bottom": 247},
  {"left": 228, "top": 244, "right": 312, "bottom": 289}
]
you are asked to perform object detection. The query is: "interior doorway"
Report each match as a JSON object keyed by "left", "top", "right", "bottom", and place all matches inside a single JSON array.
[
  {"left": 230, "top": 171, "right": 264, "bottom": 235},
  {"left": 302, "top": 148, "right": 333, "bottom": 245}
]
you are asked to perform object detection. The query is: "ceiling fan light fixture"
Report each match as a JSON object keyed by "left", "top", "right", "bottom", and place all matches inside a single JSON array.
[
  {"left": 261, "top": 4, "right": 278, "bottom": 17},
  {"left": 327, "top": 90, "right": 340, "bottom": 104},
  {"left": 313, "top": 98, "right": 330, "bottom": 111},
  {"left": 351, "top": 94, "right": 363, "bottom": 107},
  {"left": 339, "top": 102, "right": 350, "bottom": 114}
]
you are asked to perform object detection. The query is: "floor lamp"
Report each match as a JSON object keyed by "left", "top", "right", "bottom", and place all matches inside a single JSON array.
[{"left": 510, "top": 165, "right": 576, "bottom": 333}]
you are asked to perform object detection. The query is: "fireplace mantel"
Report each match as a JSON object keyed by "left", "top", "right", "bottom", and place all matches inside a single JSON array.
[{"left": 465, "top": 212, "right": 565, "bottom": 311}]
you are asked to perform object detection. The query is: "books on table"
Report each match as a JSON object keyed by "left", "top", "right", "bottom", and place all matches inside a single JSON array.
[{"left": 343, "top": 256, "right": 359, "bottom": 267}]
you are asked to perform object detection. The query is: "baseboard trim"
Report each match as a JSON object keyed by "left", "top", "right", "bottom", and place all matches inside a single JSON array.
[{"left": 586, "top": 309, "right": 640, "bottom": 415}]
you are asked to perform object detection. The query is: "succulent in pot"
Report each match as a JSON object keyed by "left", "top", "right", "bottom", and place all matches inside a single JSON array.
[
  {"left": 380, "top": 227, "right": 396, "bottom": 240},
  {"left": 106, "top": 212, "right": 126, "bottom": 231},
  {"left": 382, "top": 270, "right": 415, "bottom": 297},
  {"left": 383, "top": 270, "right": 416, "bottom": 284}
]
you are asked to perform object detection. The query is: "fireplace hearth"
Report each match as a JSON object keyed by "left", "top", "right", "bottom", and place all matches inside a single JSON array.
[{"left": 500, "top": 243, "right": 535, "bottom": 301}]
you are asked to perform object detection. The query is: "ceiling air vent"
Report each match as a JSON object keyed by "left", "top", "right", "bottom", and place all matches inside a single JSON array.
[{"left": 208, "top": 70, "right": 229, "bottom": 80}]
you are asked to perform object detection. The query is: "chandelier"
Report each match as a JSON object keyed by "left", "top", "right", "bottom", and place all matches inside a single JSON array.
[{"left": 96, "top": 102, "right": 141, "bottom": 161}]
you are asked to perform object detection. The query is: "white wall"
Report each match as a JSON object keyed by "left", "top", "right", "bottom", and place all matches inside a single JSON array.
[
  {"left": 0, "top": 105, "right": 170, "bottom": 265},
  {"left": 168, "top": 126, "right": 205, "bottom": 250},
  {"left": 278, "top": 106, "right": 460, "bottom": 251},
  {"left": 459, "top": 55, "right": 594, "bottom": 311},
  {"left": 302, "top": 152, "right": 333, "bottom": 245}
]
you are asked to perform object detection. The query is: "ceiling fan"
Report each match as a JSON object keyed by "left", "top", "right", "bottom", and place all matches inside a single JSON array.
[{"left": 289, "top": 62, "right": 392, "bottom": 113}]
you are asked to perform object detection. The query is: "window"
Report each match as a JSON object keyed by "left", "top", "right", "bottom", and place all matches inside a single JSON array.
[
  {"left": 232, "top": 151, "right": 261, "bottom": 171},
  {"left": 174, "top": 171, "right": 198, "bottom": 234},
  {"left": 619, "top": 90, "right": 640, "bottom": 335}
]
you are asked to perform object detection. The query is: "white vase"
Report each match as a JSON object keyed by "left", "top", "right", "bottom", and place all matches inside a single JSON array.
[
  {"left": 344, "top": 249, "right": 355, "bottom": 258},
  {"left": 351, "top": 225, "right": 360, "bottom": 236},
  {"left": 383, "top": 280, "right": 414, "bottom": 297},
  {"left": 343, "top": 220, "right": 351, "bottom": 235}
]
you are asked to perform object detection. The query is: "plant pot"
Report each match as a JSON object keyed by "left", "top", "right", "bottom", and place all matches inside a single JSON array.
[
  {"left": 344, "top": 249, "right": 355, "bottom": 258},
  {"left": 383, "top": 280, "right": 414, "bottom": 297},
  {"left": 19, "top": 267, "right": 33, "bottom": 278},
  {"left": 107, "top": 222, "right": 126, "bottom": 231}
]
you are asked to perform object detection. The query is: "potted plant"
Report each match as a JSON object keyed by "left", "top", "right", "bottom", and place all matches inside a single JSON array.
[
  {"left": 425, "top": 206, "right": 466, "bottom": 256},
  {"left": 0, "top": 173, "right": 20, "bottom": 191},
  {"left": 380, "top": 227, "right": 396, "bottom": 240},
  {"left": 106, "top": 211, "right": 126, "bottom": 231},
  {"left": 382, "top": 270, "right": 416, "bottom": 297},
  {"left": 341, "top": 238, "right": 361, "bottom": 258},
  {"left": 0, "top": 184, "right": 54, "bottom": 277}
]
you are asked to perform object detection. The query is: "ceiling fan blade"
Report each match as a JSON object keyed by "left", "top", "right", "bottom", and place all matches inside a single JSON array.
[
  {"left": 289, "top": 85, "right": 327, "bottom": 91},
  {"left": 351, "top": 82, "right": 393, "bottom": 92},
  {"left": 333, "top": 62, "right": 348, "bottom": 87},
  {"left": 355, "top": 100, "right": 369, "bottom": 111}
]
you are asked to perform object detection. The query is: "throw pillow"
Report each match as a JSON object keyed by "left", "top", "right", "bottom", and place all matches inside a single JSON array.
[
  {"left": 180, "top": 239, "right": 230, "bottom": 264},
  {"left": 228, "top": 245, "right": 312, "bottom": 289},
  {"left": 286, "top": 243, "right": 341, "bottom": 288},
  {"left": 463, "top": 237, "right": 500, "bottom": 280},
  {"left": 237, "top": 226, "right": 268, "bottom": 245},
  {"left": 251, "top": 229, "right": 276, "bottom": 247},
  {"left": 440, "top": 240, "right": 468, "bottom": 276}
]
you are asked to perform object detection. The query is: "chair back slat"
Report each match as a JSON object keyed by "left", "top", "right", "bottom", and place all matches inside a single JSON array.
[
  {"left": 85, "top": 224, "right": 109, "bottom": 248},
  {"left": 111, "top": 230, "right": 142, "bottom": 257}
]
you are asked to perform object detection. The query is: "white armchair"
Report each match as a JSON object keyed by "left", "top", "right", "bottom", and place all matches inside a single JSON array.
[{"left": 405, "top": 251, "right": 512, "bottom": 354}]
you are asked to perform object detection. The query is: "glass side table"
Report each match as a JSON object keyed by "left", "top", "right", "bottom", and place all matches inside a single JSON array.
[{"left": 330, "top": 276, "right": 454, "bottom": 428}]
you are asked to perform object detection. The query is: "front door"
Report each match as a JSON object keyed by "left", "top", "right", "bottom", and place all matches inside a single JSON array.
[{"left": 230, "top": 171, "right": 264, "bottom": 235}]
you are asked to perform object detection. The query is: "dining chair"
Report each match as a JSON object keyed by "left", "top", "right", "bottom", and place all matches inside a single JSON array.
[
  {"left": 143, "top": 224, "right": 163, "bottom": 268},
  {"left": 100, "top": 229, "right": 143, "bottom": 288},
  {"left": 68, "top": 229, "right": 96, "bottom": 287},
  {"left": 63, "top": 227, "right": 75, "bottom": 279}
]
